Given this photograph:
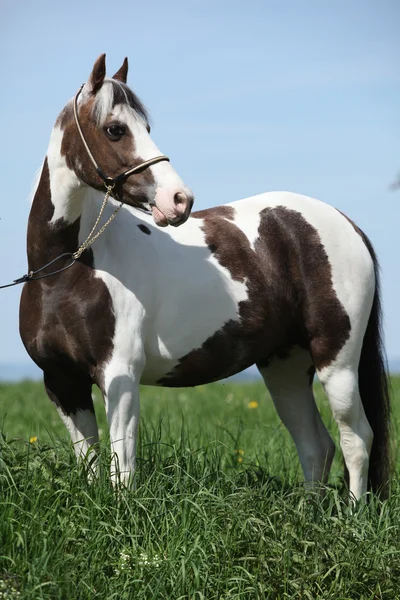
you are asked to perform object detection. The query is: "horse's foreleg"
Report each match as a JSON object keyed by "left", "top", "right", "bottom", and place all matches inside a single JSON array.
[
  {"left": 103, "top": 367, "right": 141, "bottom": 486},
  {"left": 257, "top": 347, "right": 335, "bottom": 488},
  {"left": 44, "top": 369, "right": 99, "bottom": 469}
]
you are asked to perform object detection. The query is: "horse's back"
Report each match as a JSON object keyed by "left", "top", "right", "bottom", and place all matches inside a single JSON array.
[{"left": 193, "top": 190, "right": 374, "bottom": 301}]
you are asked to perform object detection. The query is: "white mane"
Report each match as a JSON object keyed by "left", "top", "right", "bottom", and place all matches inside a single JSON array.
[
  {"left": 92, "top": 78, "right": 116, "bottom": 126},
  {"left": 29, "top": 161, "right": 46, "bottom": 205}
]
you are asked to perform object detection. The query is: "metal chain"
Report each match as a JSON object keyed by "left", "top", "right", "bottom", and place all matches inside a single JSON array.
[{"left": 73, "top": 185, "right": 123, "bottom": 259}]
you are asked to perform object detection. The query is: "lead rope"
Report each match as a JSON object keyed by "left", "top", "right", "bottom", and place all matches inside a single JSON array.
[{"left": 73, "top": 184, "right": 122, "bottom": 259}]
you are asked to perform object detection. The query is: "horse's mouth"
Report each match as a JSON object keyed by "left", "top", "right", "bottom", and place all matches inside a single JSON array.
[{"left": 150, "top": 204, "right": 169, "bottom": 227}]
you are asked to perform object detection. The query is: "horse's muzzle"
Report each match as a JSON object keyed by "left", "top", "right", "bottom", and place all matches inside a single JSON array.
[
  {"left": 170, "top": 193, "right": 194, "bottom": 226},
  {"left": 152, "top": 190, "right": 194, "bottom": 227}
]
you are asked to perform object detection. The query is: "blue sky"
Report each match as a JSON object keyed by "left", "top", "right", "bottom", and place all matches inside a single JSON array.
[{"left": 0, "top": 0, "right": 399, "bottom": 370}]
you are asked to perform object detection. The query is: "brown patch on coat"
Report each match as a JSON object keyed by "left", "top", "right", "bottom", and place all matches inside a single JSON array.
[
  {"left": 19, "top": 158, "right": 115, "bottom": 414},
  {"left": 158, "top": 206, "right": 350, "bottom": 387},
  {"left": 192, "top": 205, "right": 235, "bottom": 221}
]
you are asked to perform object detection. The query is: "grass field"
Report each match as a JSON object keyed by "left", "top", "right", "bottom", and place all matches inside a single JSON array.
[{"left": 0, "top": 377, "right": 399, "bottom": 599}]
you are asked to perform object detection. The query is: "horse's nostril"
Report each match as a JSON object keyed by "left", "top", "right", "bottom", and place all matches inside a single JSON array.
[
  {"left": 173, "top": 191, "right": 194, "bottom": 216},
  {"left": 174, "top": 192, "right": 185, "bottom": 206}
]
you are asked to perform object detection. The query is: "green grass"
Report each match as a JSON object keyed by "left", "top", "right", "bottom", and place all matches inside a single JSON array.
[{"left": 0, "top": 378, "right": 399, "bottom": 599}]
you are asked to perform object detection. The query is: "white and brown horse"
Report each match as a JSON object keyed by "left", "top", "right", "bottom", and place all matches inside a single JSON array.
[{"left": 20, "top": 55, "right": 391, "bottom": 501}]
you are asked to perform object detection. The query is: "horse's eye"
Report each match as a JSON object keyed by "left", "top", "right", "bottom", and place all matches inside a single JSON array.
[{"left": 105, "top": 124, "right": 126, "bottom": 141}]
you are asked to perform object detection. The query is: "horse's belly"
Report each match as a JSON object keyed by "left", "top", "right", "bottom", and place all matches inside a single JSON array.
[
  {"left": 138, "top": 240, "right": 259, "bottom": 384},
  {"left": 141, "top": 291, "right": 293, "bottom": 388},
  {"left": 140, "top": 333, "right": 257, "bottom": 387},
  {"left": 141, "top": 288, "right": 252, "bottom": 386}
]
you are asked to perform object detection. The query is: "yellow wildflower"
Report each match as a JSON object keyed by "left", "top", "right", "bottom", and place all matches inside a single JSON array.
[
  {"left": 29, "top": 436, "right": 37, "bottom": 443},
  {"left": 235, "top": 449, "right": 244, "bottom": 462},
  {"left": 248, "top": 400, "right": 259, "bottom": 409}
]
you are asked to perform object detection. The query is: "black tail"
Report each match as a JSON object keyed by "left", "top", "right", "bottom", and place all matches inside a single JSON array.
[{"left": 357, "top": 234, "right": 392, "bottom": 498}]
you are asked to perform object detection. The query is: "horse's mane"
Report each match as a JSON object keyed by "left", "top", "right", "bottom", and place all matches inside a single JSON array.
[{"left": 29, "top": 161, "right": 46, "bottom": 205}]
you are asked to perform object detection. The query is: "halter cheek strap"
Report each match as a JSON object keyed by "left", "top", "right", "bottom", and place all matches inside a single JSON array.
[{"left": 73, "top": 84, "right": 170, "bottom": 190}]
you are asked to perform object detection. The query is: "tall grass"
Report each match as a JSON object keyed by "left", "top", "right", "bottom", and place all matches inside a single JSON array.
[{"left": 0, "top": 379, "right": 399, "bottom": 599}]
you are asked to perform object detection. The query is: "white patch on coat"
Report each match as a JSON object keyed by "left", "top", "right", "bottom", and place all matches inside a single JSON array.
[
  {"left": 47, "top": 125, "right": 86, "bottom": 224},
  {"left": 229, "top": 200, "right": 261, "bottom": 250},
  {"left": 102, "top": 358, "right": 142, "bottom": 485},
  {"left": 79, "top": 193, "right": 248, "bottom": 384},
  {"left": 107, "top": 103, "right": 192, "bottom": 221},
  {"left": 56, "top": 407, "right": 99, "bottom": 459},
  {"left": 142, "top": 216, "right": 249, "bottom": 382}
]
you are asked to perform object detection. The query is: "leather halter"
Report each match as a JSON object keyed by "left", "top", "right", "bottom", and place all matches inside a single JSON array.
[
  {"left": 0, "top": 84, "right": 172, "bottom": 290},
  {"left": 73, "top": 84, "right": 170, "bottom": 191},
  {"left": 70, "top": 83, "right": 173, "bottom": 258}
]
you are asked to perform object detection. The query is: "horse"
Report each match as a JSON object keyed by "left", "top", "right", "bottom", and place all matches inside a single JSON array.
[{"left": 20, "top": 54, "right": 391, "bottom": 501}]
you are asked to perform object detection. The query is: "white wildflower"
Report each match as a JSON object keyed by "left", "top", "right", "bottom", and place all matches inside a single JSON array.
[
  {"left": 115, "top": 551, "right": 131, "bottom": 576},
  {"left": 137, "top": 552, "right": 161, "bottom": 567},
  {"left": 0, "top": 579, "right": 21, "bottom": 599},
  {"left": 115, "top": 549, "right": 163, "bottom": 576}
]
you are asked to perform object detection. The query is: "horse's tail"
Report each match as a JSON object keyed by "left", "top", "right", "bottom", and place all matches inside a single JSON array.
[{"left": 357, "top": 233, "right": 392, "bottom": 498}]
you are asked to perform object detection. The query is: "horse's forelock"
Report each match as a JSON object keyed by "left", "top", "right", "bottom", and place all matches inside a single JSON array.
[
  {"left": 92, "top": 79, "right": 114, "bottom": 126},
  {"left": 92, "top": 79, "right": 149, "bottom": 126}
]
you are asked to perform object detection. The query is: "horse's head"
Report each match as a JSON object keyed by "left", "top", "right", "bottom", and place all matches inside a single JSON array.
[{"left": 57, "top": 54, "right": 193, "bottom": 227}]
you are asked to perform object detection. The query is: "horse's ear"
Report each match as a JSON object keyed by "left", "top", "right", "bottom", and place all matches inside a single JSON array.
[
  {"left": 113, "top": 57, "right": 128, "bottom": 83},
  {"left": 88, "top": 53, "right": 106, "bottom": 94}
]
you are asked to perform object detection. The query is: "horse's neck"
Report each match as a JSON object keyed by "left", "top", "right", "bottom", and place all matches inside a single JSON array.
[
  {"left": 27, "top": 150, "right": 142, "bottom": 277},
  {"left": 27, "top": 149, "right": 86, "bottom": 271}
]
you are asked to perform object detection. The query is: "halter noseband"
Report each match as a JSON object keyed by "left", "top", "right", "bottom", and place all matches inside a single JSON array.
[{"left": 73, "top": 84, "right": 170, "bottom": 191}]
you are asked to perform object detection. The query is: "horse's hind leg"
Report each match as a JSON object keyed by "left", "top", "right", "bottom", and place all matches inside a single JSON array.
[
  {"left": 44, "top": 367, "right": 99, "bottom": 465},
  {"left": 257, "top": 346, "right": 335, "bottom": 487},
  {"left": 316, "top": 357, "right": 373, "bottom": 501}
]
